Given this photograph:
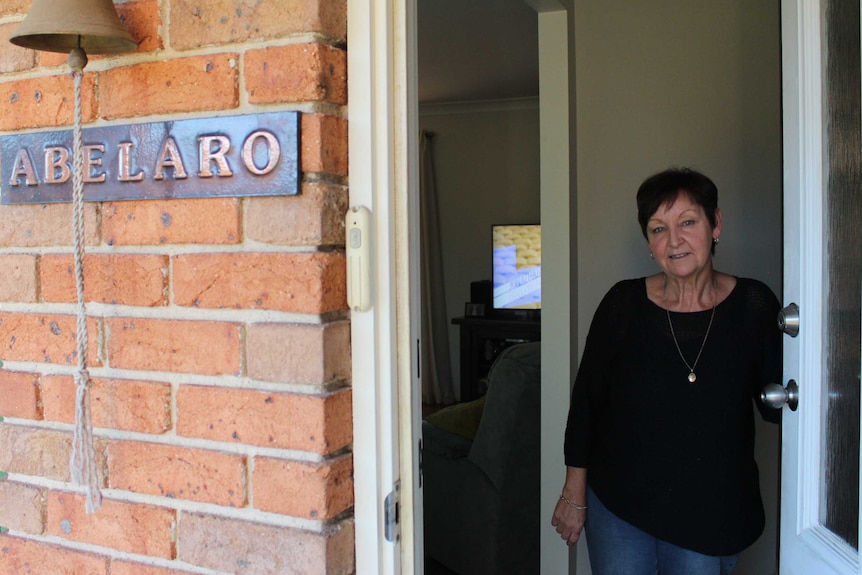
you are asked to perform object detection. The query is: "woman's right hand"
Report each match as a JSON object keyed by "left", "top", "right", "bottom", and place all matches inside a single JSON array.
[
  {"left": 551, "top": 496, "right": 586, "bottom": 545},
  {"left": 550, "top": 466, "right": 588, "bottom": 546}
]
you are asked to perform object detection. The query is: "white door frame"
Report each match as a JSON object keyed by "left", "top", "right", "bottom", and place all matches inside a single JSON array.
[
  {"left": 348, "top": 0, "right": 415, "bottom": 572},
  {"left": 778, "top": 0, "right": 862, "bottom": 572}
]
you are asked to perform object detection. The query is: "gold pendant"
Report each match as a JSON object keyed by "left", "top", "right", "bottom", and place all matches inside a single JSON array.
[{"left": 688, "top": 372, "right": 697, "bottom": 383}]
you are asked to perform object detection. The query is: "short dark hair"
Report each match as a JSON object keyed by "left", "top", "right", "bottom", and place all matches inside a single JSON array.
[{"left": 636, "top": 167, "right": 719, "bottom": 240}]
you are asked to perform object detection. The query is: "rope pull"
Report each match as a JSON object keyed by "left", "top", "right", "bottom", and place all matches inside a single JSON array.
[
  {"left": 70, "top": 368, "right": 101, "bottom": 513},
  {"left": 69, "top": 55, "right": 101, "bottom": 513}
]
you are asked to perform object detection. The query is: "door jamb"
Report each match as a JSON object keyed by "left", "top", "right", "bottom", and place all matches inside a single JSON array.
[{"left": 348, "top": 0, "right": 414, "bottom": 572}]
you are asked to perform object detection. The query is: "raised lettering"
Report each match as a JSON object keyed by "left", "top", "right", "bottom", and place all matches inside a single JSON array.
[
  {"left": 241, "top": 130, "right": 280, "bottom": 176},
  {"left": 10, "top": 148, "right": 39, "bottom": 187},
  {"left": 118, "top": 142, "right": 144, "bottom": 182},
  {"left": 153, "top": 137, "right": 188, "bottom": 180},
  {"left": 44, "top": 146, "right": 71, "bottom": 184},
  {"left": 83, "top": 144, "right": 107, "bottom": 183},
  {"left": 199, "top": 135, "right": 233, "bottom": 177}
]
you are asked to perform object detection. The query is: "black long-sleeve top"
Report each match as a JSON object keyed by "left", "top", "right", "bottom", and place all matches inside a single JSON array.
[{"left": 564, "top": 277, "right": 781, "bottom": 556}]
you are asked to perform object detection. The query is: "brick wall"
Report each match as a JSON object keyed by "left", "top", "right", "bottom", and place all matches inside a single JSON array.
[{"left": 0, "top": 1, "right": 353, "bottom": 574}]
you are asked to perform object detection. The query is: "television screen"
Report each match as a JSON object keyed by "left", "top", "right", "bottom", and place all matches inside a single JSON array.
[{"left": 492, "top": 224, "right": 541, "bottom": 310}]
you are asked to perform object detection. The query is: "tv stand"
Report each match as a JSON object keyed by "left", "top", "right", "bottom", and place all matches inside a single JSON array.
[{"left": 452, "top": 316, "right": 541, "bottom": 401}]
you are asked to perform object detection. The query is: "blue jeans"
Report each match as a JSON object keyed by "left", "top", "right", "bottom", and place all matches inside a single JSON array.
[{"left": 584, "top": 487, "right": 738, "bottom": 575}]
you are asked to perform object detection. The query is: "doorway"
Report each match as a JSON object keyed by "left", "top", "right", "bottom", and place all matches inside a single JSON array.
[
  {"left": 416, "top": 1, "right": 541, "bottom": 573},
  {"left": 345, "top": 0, "right": 784, "bottom": 573},
  {"left": 412, "top": 2, "right": 783, "bottom": 574}
]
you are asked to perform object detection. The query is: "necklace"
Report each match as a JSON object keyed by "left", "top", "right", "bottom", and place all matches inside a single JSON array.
[{"left": 666, "top": 292, "right": 716, "bottom": 383}]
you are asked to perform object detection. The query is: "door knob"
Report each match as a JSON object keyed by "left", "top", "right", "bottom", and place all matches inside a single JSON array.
[
  {"left": 760, "top": 380, "right": 799, "bottom": 411},
  {"left": 778, "top": 303, "right": 799, "bottom": 337}
]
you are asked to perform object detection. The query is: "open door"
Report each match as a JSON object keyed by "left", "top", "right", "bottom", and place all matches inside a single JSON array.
[{"left": 775, "top": 0, "right": 862, "bottom": 572}]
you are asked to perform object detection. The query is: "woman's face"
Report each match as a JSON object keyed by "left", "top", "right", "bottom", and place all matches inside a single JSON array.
[{"left": 646, "top": 193, "right": 721, "bottom": 281}]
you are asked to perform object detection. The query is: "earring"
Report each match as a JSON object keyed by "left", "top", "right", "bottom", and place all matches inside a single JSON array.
[
  {"left": 713, "top": 237, "right": 719, "bottom": 246},
  {"left": 649, "top": 252, "right": 655, "bottom": 260}
]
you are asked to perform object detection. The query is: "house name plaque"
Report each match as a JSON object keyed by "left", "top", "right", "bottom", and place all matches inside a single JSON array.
[{"left": 0, "top": 111, "right": 299, "bottom": 204}]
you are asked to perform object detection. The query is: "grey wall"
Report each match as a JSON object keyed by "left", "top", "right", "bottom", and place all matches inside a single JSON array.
[
  {"left": 573, "top": 1, "right": 782, "bottom": 573},
  {"left": 419, "top": 101, "right": 541, "bottom": 397}
]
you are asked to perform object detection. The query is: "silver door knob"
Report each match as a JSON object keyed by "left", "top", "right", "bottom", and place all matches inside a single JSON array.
[
  {"left": 778, "top": 303, "right": 799, "bottom": 337},
  {"left": 760, "top": 379, "right": 799, "bottom": 411}
]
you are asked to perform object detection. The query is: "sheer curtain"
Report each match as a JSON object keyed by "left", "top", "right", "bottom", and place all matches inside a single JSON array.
[{"left": 420, "top": 131, "right": 455, "bottom": 405}]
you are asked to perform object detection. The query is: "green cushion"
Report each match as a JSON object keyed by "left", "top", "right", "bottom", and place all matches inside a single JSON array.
[{"left": 425, "top": 395, "right": 487, "bottom": 440}]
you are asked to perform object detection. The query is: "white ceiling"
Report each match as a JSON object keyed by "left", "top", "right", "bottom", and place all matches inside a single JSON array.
[{"left": 417, "top": 0, "right": 539, "bottom": 104}]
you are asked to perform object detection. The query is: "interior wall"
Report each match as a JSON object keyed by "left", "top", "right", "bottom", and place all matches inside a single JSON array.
[
  {"left": 573, "top": 1, "right": 782, "bottom": 574},
  {"left": 419, "top": 101, "right": 541, "bottom": 398}
]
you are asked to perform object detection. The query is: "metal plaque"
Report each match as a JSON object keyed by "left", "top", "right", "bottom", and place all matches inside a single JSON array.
[{"left": 1, "top": 111, "right": 300, "bottom": 204}]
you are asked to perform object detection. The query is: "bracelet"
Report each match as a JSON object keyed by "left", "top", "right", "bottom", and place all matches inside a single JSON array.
[{"left": 559, "top": 494, "right": 587, "bottom": 510}]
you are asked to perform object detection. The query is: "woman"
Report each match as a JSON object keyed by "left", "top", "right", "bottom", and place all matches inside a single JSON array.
[{"left": 550, "top": 168, "right": 781, "bottom": 574}]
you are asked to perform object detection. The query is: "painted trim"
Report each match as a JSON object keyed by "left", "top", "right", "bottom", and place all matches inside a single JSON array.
[
  {"left": 347, "top": 0, "right": 405, "bottom": 572},
  {"left": 537, "top": 9, "right": 576, "bottom": 575}
]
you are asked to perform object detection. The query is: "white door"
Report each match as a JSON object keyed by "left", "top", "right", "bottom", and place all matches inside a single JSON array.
[{"left": 777, "top": 0, "right": 862, "bottom": 573}]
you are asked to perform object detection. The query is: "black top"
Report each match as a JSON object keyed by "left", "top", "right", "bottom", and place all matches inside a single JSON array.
[{"left": 564, "top": 277, "right": 781, "bottom": 556}]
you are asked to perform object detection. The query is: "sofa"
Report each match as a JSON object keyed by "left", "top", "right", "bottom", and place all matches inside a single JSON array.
[{"left": 423, "top": 341, "right": 540, "bottom": 574}]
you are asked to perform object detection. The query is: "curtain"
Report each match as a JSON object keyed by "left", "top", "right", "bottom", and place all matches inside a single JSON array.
[{"left": 420, "top": 131, "right": 455, "bottom": 405}]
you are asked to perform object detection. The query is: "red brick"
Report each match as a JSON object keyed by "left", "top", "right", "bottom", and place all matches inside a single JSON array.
[
  {"left": 99, "top": 55, "right": 239, "bottom": 119},
  {"left": 108, "top": 441, "right": 247, "bottom": 506},
  {"left": 0, "top": 203, "right": 99, "bottom": 247},
  {"left": 245, "top": 182, "right": 348, "bottom": 246},
  {"left": 302, "top": 114, "right": 348, "bottom": 176},
  {"left": 0, "top": 481, "right": 44, "bottom": 534},
  {"left": 42, "top": 375, "right": 171, "bottom": 434},
  {"left": 0, "top": 427, "right": 74, "bottom": 481},
  {"left": 0, "top": 1, "right": 28, "bottom": 17},
  {"left": 118, "top": 0, "right": 164, "bottom": 53},
  {"left": 0, "top": 312, "right": 101, "bottom": 367},
  {"left": 112, "top": 562, "right": 199, "bottom": 575},
  {"left": 106, "top": 318, "right": 241, "bottom": 375},
  {"left": 246, "top": 321, "right": 350, "bottom": 385},
  {"left": 0, "top": 371, "right": 41, "bottom": 420},
  {"left": 176, "top": 386, "right": 352, "bottom": 453},
  {"left": 246, "top": 43, "right": 346, "bottom": 106},
  {"left": 41, "top": 253, "right": 168, "bottom": 306},
  {"left": 173, "top": 252, "right": 346, "bottom": 313},
  {"left": 37, "top": 50, "right": 71, "bottom": 69},
  {"left": 0, "top": 254, "right": 37, "bottom": 302},
  {"left": 0, "top": 74, "right": 97, "bottom": 131},
  {"left": 47, "top": 492, "right": 176, "bottom": 558},
  {"left": 177, "top": 513, "right": 354, "bottom": 575},
  {"left": 170, "top": 0, "right": 346, "bottom": 49},
  {"left": 253, "top": 453, "right": 352, "bottom": 519},
  {"left": 0, "top": 536, "right": 107, "bottom": 575},
  {"left": 0, "top": 22, "right": 35, "bottom": 73},
  {"left": 102, "top": 198, "right": 241, "bottom": 246}
]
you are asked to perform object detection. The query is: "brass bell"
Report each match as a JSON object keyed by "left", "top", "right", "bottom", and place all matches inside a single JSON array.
[{"left": 10, "top": 0, "right": 137, "bottom": 55}]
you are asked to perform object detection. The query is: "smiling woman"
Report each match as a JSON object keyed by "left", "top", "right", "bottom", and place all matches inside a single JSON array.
[
  {"left": 638, "top": 169, "right": 724, "bottom": 311},
  {"left": 551, "top": 167, "right": 782, "bottom": 575}
]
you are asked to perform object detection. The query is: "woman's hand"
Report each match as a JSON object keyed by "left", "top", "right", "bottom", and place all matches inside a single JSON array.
[
  {"left": 551, "top": 496, "right": 586, "bottom": 545},
  {"left": 550, "top": 466, "right": 588, "bottom": 546}
]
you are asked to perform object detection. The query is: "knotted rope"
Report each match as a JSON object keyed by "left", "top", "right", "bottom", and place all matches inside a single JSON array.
[{"left": 67, "top": 47, "right": 101, "bottom": 514}]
